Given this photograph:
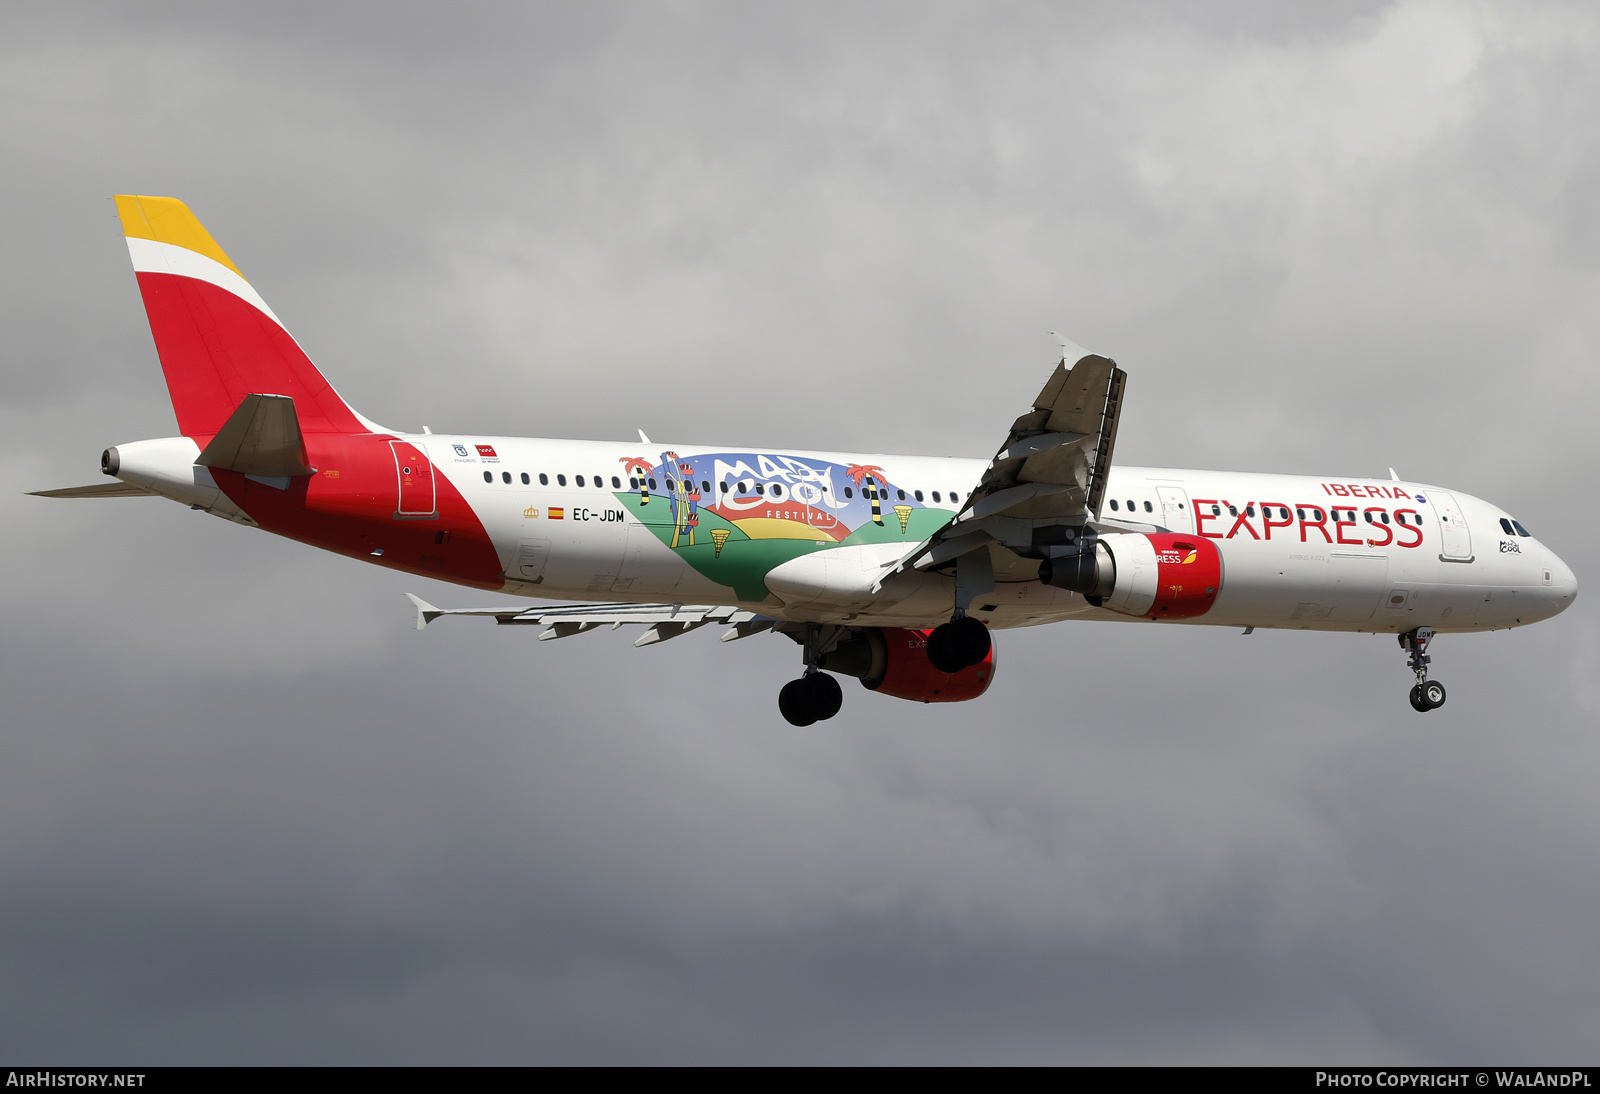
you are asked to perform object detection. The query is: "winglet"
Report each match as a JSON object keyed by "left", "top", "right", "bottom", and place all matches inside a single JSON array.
[
  {"left": 405, "top": 593, "right": 443, "bottom": 630},
  {"left": 1047, "top": 330, "right": 1095, "bottom": 366}
]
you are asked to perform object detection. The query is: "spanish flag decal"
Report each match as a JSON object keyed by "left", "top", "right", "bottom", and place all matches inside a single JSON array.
[{"left": 548, "top": 507, "right": 565, "bottom": 520}]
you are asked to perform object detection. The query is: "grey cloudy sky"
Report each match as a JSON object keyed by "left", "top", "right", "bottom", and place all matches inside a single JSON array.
[{"left": 2, "top": 0, "right": 1598, "bottom": 1063}]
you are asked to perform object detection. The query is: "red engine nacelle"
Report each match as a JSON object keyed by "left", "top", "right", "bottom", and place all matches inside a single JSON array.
[
  {"left": 822, "top": 627, "right": 996, "bottom": 703},
  {"left": 1040, "top": 532, "right": 1222, "bottom": 620},
  {"left": 1138, "top": 532, "right": 1223, "bottom": 620}
]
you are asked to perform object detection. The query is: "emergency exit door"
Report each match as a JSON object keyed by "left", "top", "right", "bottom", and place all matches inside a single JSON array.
[
  {"left": 1429, "top": 491, "right": 1473, "bottom": 561},
  {"left": 1155, "top": 486, "right": 1194, "bottom": 534},
  {"left": 390, "top": 440, "right": 438, "bottom": 519}
]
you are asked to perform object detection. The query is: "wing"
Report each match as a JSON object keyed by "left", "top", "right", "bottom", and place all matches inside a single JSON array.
[
  {"left": 910, "top": 338, "right": 1126, "bottom": 573},
  {"left": 405, "top": 594, "right": 775, "bottom": 645}
]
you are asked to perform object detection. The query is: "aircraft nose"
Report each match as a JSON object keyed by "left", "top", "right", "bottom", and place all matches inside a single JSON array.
[{"left": 1547, "top": 552, "right": 1578, "bottom": 615}]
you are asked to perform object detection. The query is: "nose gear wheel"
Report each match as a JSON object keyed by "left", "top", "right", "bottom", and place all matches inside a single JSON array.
[{"left": 1399, "top": 628, "right": 1446, "bottom": 712}]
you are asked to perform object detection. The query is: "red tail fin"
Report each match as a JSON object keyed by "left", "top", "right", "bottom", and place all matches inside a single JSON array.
[{"left": 114, "top": 195, "right": 378, "bottom": 438}]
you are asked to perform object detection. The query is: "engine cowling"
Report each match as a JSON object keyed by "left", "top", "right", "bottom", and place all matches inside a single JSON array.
[
  {"left": 1040, "top": 532, "right": 1221, "bottom": 620},
  {"left": 821, "top": 627, "right": 996, "bottom": 703}
]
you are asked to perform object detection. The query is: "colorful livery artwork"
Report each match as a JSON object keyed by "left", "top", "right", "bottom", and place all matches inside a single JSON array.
[{"left": 610, "top": 451, "right": 951, "bottom": 601}]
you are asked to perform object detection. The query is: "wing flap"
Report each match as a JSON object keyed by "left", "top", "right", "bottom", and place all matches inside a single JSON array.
[
  {"left": 405, "top": 593, "right": 765, "bottom": 634},
  {"left": 902, "top": 343, "right": 1126, "bottom": 573}
]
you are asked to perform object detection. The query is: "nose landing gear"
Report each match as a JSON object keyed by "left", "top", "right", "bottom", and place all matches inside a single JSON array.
[
  {"left": 778, "top": 623, "right": 846, "bottom": 726},
  {"left": 1401, "top": 628, "right": 1446, "bottom": 712}
]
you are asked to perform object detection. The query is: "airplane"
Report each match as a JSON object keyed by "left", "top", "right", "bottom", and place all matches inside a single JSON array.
[{"left": 32, "top": 195, "right": 1579, "bottom": 724}]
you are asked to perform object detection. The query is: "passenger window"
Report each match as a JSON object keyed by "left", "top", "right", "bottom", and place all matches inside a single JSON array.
[
  {"left": 914, "top": 490, "right": 924, "bottom": 501},
  {"left": 1514, "top": 521, "right": 1531, "bottom": 537},
  {"left": 772, "top": 485, "right": 783, "bottom": 497},
  {"left": 483, "top": 471, "right": 492, "bottom": 483},
  {"left": 720, "top": 482, "right": 729, "bottom": 493},
  {"left": 629, "top": 477, "right": 638, "bottom": 489},
  {"left": 665, "top": 478, "right": 674, "bottom": 490},
  {"left": 738, "top": 482, "right": 747, "bottom": 494},
  {"left": 1244, "top": 505, "right": 1254, "bottom": 517},
  {"left": 539, "top": 473, "right": 548, "bottom": 485},
  {"left": 897, "top": 489, "right": 906, "bottom": 501},
  {"left": 1145, "top": 501, "right": 1154, "bottom": 513},
  {"left": 648, "top": 477, "right": 657, "bottom": 490},
  {"left": 576, "top": 475, "right": 586, "bottom": 487},
  {"left": 1212, "top": 505, "right": 1221, "bottom": 516},
  {"left": 521, "top": 473, "right": 530, "bottom": 485},
  {"left": 844, "top": 487, "right": 853, "bottom": 498},
  {"left": 755, "top": 484, "right": 764, "bottom": 495},
  {"left": 1110, "top": 499, "right": 1119, "bottom": 511},
  {"left": 557, "top": 474, "right": 567, "bottom": 486},
  {"left": 701, "top": 481, "right": 710, "bottom": 493},
  {"left": 1127, "top": 500, "right": 1135, "bottom": 511},
  {"left": 1228, "top": 505, "right": 1237, "bottom": 516},
  {"left": 612, "top": 476, "right": 621, "bottom": 488},
  {"left": 932, "top": 491, "right": 941, "bottom": 502},
  {"left": 1296, "top": 508, "right": 1305, "bottom": 520},
  {"left": 951, "top": 492, "right": 960, "bottom": 502},
  {"left": 1500, "top": 518, "right": 1515, "bottom": 535},
  {"left": 502, "top": 472, "right": 512, "bottom": 484}
]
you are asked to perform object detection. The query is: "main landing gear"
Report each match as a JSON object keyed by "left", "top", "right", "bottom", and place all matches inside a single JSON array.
[
  {"left": 926, "top": 613, "right": 991, "bottom": 674},
  {"left": 1400, "top": 627, "right": 1447, "bottom": 712},
  {"left": 778, "top": 623, "right": 845, "bottom": 727}
]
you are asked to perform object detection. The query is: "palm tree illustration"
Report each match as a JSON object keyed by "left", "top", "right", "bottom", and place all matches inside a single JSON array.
[
  {"left": 846, "top": 464, "right": 888, "bottom": 526},
  {"left": 620, "top": 457, "right": 653, "bottom": 505}
]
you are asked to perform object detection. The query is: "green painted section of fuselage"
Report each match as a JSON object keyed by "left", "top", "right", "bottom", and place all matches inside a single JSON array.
[
  {"left": 615, "top": 493, "right": 959, "bottom": 601},
  {"left": 614, "top": 493, "right": 815, "bottom": 601}
]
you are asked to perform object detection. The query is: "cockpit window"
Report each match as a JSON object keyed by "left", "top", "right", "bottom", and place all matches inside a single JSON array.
[
  {"left": 1500, "top": 518, "right": 1515, "bottom": 535},
  {"left": 1513, "top": 520, "right": 1531, "bottom": 537}
]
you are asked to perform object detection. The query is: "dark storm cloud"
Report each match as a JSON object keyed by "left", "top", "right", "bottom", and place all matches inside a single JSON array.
[{"left": 1, "top": 0, "right": 1597, "bottom": 1063}]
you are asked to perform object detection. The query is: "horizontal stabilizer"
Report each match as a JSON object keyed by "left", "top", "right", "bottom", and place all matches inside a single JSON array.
[
  {"left": 28, "top": 482, "right": 159, "bottom": 498},
  {"left": 196, "top": 394, "right": 315, "bottom": 478}
]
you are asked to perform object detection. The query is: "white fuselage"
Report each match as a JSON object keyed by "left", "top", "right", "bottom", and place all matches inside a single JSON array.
[{"left": 411, "top": 436, "right": 1576, "bottom": 634}]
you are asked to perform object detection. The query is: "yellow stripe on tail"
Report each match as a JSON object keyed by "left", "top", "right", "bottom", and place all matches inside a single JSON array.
[{"left": 114, "top": 195, "right": 245, "bottom": 278}]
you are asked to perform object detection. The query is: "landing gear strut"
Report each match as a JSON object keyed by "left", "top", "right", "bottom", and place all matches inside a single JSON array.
[
  {"left": 1400, "top": 627, "right": 1446, "bottom": 712},
  {"left": 926, "top": 612, "right": 991, "bottom": 674},
  {"left": 778, "top": 623, "right": 845, "bottom": 726}
]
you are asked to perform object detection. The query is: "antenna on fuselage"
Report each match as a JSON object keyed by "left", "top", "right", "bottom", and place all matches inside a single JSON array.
[
  {"left": 1389, "top": 468, "right": 1400, "bottom": 481},
  {"left": 638, "top": 429, "right": 652, "bottom": 445}
]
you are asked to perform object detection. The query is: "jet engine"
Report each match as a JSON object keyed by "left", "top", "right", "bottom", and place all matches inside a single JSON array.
[
  {"left": 821, "top": 627, "right": 996, "bottom": 703},
  {"left": 1038, "top": 532, "right": 1221, "bottom": 619}
]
